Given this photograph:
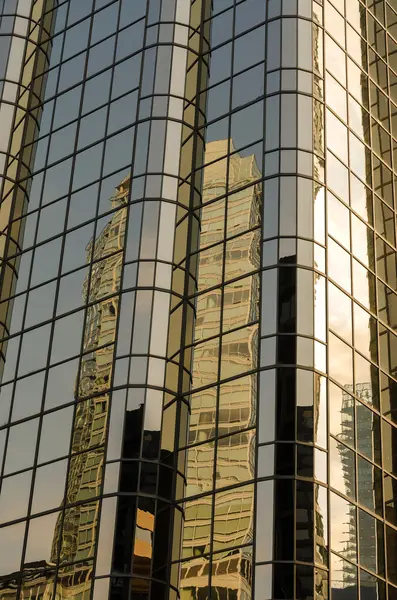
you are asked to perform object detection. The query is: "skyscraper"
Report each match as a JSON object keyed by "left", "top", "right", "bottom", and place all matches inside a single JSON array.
[{"left": 0, "top": 1, "right": 397, "bottom": 600}]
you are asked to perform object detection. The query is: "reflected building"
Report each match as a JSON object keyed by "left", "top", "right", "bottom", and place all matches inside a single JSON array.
[
  {"left": 1, "top": 2, "right": 397, "bottom": 600},
  {"left": 0, "top": 178, "right": 128, "bottom": 599},
  {"left": 335, "top": 388, "right": 365, "bottom": 591},
  {"left": 47, "top": 178, "right": 128, "bottom": 582},
  {"left": 333, "top": 382, "right": 385, "bottom": 600},
  {"left": 180, "top": 140, "right": 261, "bottom": 600}
]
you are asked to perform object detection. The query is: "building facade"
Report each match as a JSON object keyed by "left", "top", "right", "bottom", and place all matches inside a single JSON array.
[{"left": 0, "top": 1, "right": 396, "bottom": 600}]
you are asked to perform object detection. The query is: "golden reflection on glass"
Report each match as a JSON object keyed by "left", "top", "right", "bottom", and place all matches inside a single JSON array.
[
  {"left": 181, "top": 140, "right": 261, "bottom": 599},
  {"left": 352, "top": 259, "right": 375, "bottom": 314},
  {"left": 212, "top": 484, "right": 254, "bottom": 551},
  {"left": 314, "top": 376, "right": 327, "bottom": 450},
  {"left": 218, "top": 374, "right": 256, "bottom": 438},
  {"left": 57, "top": 562, "right": 93, "bottom": 600},
  {"left": 329, "top": 382, "right": 353, "bottom": 441},
  {"left": 132, "top": 505, "right": 154, "bottom": 580},
  {"left": 328, "top": 282, "right": 352, "bottom": 344},
  {"left": 330, "top": 491, "right": 357, "bottom": 563},
  {"left": 191, "top": 337, "right": 220, "bottom": 390},
  {"left": 327, "top": 239, "right": 351, "bottom": 293},
  {"left": 0, "top": 177, "right": 129, "bottom": 598},
  {"left": 215, "top": 431, "right": 255, "bottom": 489},
  {"left": 313, "top": 185, "right": 325, "bottom": 246},
  {"left": 315, "top": 484, "right": 328, "bottom": 568},
  {"left": 0, "top": 0, "right": 54, "bottom": 382},
  {"left": 351, "top": 215, "right": 373, "bottom": 270},
  {"left": 54, "top": 178, "right": 127, "bottom": 569},
  {"left": 194, "top": 290, "right": 221, "bottom": 343},
  {"left": 330, "top": 433, "right": 355, "bottom": 501},
  {"left": 329, "top": 333, "right": 353, "bottom": 388},
  {"left": 350, "top": 173, "right": 372, "bottom": 224},
  {"left": 220, "top": 325, "right": 258, "bottom": 380},
  {"left": 196, "top": 243, "right": 224, "bottom": 293},
  {"left": 185, "top": 441, "right": 215, "bottom": 498},
  {"left": 327, "top": 193, "right": 350, "bottom": 250},
  {"left": 331, "top": 552, "right": 357, "bottom": 596}
]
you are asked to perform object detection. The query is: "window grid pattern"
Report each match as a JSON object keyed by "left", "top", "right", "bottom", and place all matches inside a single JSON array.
[
  {"left": 252, "top": 1, "right": 397, "bottom": 600},
  {"left": 0, "top": 1, "right": 397, "bottom": 600},
  {"left": 0, "top": 0, "right": 204, "bottom": 599}
]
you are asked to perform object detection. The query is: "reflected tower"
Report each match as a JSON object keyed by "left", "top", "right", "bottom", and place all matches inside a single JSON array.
[
  {"left": 48, "top": 178, "right": 128, "bottom": 590},
  {"left": 0, "top": 2, "right": 397, "bottom": 600},
  {"left": 180, "top": 140, "right": 261, "bottom": 599},
  {"left": 0, "top": 177, "right": 128, "bottom": 599}
]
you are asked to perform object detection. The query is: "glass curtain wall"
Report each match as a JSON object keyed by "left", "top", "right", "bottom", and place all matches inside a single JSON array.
[
  {"left": 0, "top": 1, "right": 397, "bottom": 600},
  {"left": 0, "top": 0, "right": 204, "bottom": 598},
  {"left": 176, "top": 1, "right": 397, "bottom": 600}
]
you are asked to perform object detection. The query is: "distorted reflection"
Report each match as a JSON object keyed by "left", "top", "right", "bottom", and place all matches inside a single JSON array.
[
  {"left": 181, "top": 140, "right": 261, "bottom": 600},
  {"left": 0, "top": 176, "right": 128, "bottom": 598},
  {"left": 324, "top": 29, "right": 393, "bottom": 588},
  {"left": 329, "top": 371, "right": 386, "bottom": 598},
  {"left": 330, "top": 491, "right": 357, "bottom": 563},
  {"left": 315, "top": 484, "right": 328, "bottom": 568},
  {"left": 331, "top": 552, "right": 358, "bottom": 600},
  {"left": 358, "top": 508, "right": 384, "bottom": 578}
]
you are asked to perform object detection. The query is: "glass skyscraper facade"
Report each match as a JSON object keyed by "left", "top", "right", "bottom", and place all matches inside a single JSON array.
[{"left": 0, "top": 0, "right": 397, "bottom": 599}]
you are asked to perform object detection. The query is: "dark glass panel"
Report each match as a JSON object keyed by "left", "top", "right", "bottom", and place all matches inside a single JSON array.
[
  {"left": 296, "top": 564, "right": 314, "bottom": 600},
  {"left": 386, "top": 525, "right": 397, "bottom": 585},
  {"left": 274, "top": 562, "right": 294, "bottom": 600},
  {"left": 276, "top": 367, "right": 296, "bottom": 441},
  {"left": 278, "top": 334, "right": 297, "bottom": 365},
  {"left": 119, "top": 461, "right": 139, "bottom": 493},
  {"left": 296, "top": 480, "right": 314, "bottom": 563},
  {"left": 276, "top": 442, "right": 295, "bottom": 476},
  {"left": 112, "top": 496, "right": 137, "bottom": 574},
  {"left": 384, "top": 472, "right": 397, "bottom": 527},
  {"left": 278, "top": 266, "right": 296, "bottom": 334},
  {"left": 274, "top": 478, "right": 294, "bottom": 561},
  {"left": 297, "top": 444, "right": 314, "bottom": 478}
]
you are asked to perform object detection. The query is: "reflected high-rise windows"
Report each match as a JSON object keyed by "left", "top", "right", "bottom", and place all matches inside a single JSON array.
[{"left": 1, "top": 1, "right": 397, "bottom": 600}]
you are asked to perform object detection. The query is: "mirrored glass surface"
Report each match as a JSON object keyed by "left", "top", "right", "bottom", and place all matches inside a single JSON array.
[
  {"left": 330, "top": 436, "right": 356, "bottom": 500},
  {"left": 2, "top": 0, "right": 397, "bottom": 596}
]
